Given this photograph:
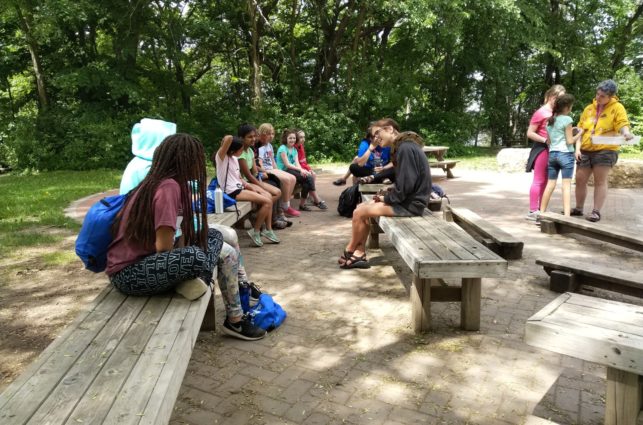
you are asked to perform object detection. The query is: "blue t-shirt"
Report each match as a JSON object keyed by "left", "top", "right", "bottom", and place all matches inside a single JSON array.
[
  {"left": 356, "top": 139, "right": 391, "bottom": 169},
  {"left": 546, "top": 115, "right": 574, "bottom": 153},
  {"left": 275, "top": 145, "right": 298, "bottom": 171}
]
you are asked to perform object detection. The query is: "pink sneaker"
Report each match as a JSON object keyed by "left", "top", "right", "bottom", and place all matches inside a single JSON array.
[{"left": 283, "top": 206, "right": 301, "bottom": 217}]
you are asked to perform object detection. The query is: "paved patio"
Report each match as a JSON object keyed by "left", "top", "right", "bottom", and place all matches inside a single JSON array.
[{"left": 162, "top": 167, "right": 643, "bottom": 425}]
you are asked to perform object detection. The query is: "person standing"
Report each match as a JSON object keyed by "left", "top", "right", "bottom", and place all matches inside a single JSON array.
[
  {"left": 525, "top": 84, "right": 566, "bottom": 220},
  {"left": 572, "top": 79, "right": 634, "bottom": 222}
]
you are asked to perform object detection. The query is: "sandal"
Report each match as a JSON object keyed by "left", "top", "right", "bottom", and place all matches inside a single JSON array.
[
  {"left": 570, "top": 207, "right": 583, "bottom": 216},
  {"left": 315, "top": 200, "right": 328, "bottom": 210},
  {"left": 358, "top": 175, "right": 375, "bottom": 184},
  {"left": 338, "top": 250, "right": 354, "bottom": 266},
  {"left": 299, "top": 204, "right": 312, "bottom": 212},
  {"left": 333, "top": 178, "right": 346, "bottom": 186},
  {"left": 340, "top": 253, "right": 370, "bottom": 269},
  {"left": 586, "top": 209, "right": 601, "bottom": 222}
]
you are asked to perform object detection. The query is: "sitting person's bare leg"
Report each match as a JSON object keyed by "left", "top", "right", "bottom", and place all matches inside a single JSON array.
[{"left": 340, "top": 202, "right": 395, "bottom": 268}]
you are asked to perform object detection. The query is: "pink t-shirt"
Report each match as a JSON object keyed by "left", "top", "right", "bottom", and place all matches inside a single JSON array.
[
  {"left": 106, "top": 179, "right": 181, "bottom": 275},
  {"left": 529, "top": 105, "right": 553, "bottom": 139},
  {"left": 215, "top": 154, "right": 245, "bottom": 194}
]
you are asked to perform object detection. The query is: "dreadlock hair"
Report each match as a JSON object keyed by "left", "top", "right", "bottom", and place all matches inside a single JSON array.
[
  {"left": 547, "top": 94, "right": 575, "bottom": 126},
  {"left": 119, "top": 133, "right": 209, "bottom": 251},
  {"left": 280, "top": 129, "right": 296, "bottom": 145}
]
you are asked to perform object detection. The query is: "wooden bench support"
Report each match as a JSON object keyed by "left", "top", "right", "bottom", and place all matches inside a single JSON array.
[
  {"left": 430, "top": 160, "right": 459, "bottom": 178},
  {"left": 605, "top": 367, "right": 642, "bottom": 425},
  {"left": 461, "top": 278, "right": 481, "bottom": 331},
  {"left": 411, "top": 276, "right": 432, "bottom": 332}
]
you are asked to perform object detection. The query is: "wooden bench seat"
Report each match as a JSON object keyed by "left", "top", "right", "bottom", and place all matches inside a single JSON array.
[
  {"left": 444, "top": 206, "right": 523, "bottom": 259},
  {"left": 525, "top": 293, "right": 643, "bottom": 425},
  {"left": 363, "top": 195, "right": 507, "bottom": 332},
  {"left": 0, "top": 284, "right": 215, "bottom": 425},
  {"left": 429, "top": 160, "right": 459, "bottom": 178},
  {"left": 207, "top": 200, "right": 252, "bottom": 227},
  {"left": 359, "top": 184, "right": 442, "bottom": 211},
  {"left": 536, "top": 257, "right": 643, "bottom": 297},
  {"left": 538, "top": 212, "right": 643, "bottom": 252}
]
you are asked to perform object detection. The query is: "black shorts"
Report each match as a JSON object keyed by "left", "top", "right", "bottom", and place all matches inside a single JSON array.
[
  {"left": 264, "top": 173, "right": 281, "bottom": 188},
  {"left": 227, "top": 189, "right": 242, "bottom": 199}
]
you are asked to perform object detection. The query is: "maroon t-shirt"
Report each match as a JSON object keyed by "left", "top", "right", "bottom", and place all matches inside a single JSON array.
[{"left": 106, "top": 179, "right": 181, "bottom": 276}]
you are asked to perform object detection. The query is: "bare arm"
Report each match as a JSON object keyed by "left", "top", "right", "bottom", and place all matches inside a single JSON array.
[
  {"left": 155, "top": 226, "right": 175, "bottom": 252},
  {"left": 620, "top": 126, "right": 634, "bottom": 140},
  {"left": 239, "top": 158, "right": 261, "bottom": 185},
  {"left": 216, "top": 135, "right": 233, "bottom": 161},
  {"left": 565, "top": 125, "right": 583, "bottom": 145},
  {"left": 355, "top": 142, "right": 378, "bottom": 167},
  {"left": 527, "top": 124, "right": 547, "bottom": 144}
]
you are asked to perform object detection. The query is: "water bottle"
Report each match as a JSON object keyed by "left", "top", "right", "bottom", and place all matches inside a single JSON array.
[{"left": 214, "top": 186, "right": 224, "bottom": 214}]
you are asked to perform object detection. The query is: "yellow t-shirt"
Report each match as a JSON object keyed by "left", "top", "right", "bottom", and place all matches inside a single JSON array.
[{"left": 577, "top": 96, "right": 630, "bottom": 152}]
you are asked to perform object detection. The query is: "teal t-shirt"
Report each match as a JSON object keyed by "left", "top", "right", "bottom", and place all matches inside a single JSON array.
[
  {"left": 546, "top": 115, "right": 574, "bottom": 153},
  {"left": 275, "top": 145, "right": 297, "bottom": 171}
]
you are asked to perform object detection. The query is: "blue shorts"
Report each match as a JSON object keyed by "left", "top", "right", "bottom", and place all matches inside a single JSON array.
[{"left": 548, "top": 151, "right": 575, "bottom": 179}]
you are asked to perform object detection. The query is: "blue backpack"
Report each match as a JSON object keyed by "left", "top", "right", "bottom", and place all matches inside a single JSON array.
[
  {"left": 239, "top": 285, "right": 287, "bottom": 332},
  {"left": 75, "top": 194, "right": 127, "bottom": 272},
  {"left": 206, "top": 177, "right": 237, "bottom": 213}
]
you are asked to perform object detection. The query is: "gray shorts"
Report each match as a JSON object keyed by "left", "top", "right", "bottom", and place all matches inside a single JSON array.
[
  {"left": 392, "top": 204, "right": 414, "bottom": 217},
  {"left": 577, "top": 150, "right": 618, "bottom": 168}
]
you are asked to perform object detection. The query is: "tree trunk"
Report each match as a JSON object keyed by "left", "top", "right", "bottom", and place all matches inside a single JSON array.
[
  {"left": 611, "top": 2, "right": 643, "bottom": 71},
  {"left": 14, "top": 3, "right": 48, "bottom": 110},
  {"left": 247, "top": 0, "right": 262, "bottom": 110}
]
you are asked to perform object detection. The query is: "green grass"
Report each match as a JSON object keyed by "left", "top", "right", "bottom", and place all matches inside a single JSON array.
[{"left": 0, "top": 170, "right": 122, "bottom": 253}]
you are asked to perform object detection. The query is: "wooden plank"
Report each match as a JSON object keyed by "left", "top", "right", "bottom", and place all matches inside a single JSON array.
[
  {"left": 538, "top": 212, "right": 643, "bottom": 252},
  {"left": 102, "top": 293, "right": 210, "bottom": 425},
  {"left": 536, "top": 258, "right": 643, "bottom": 289},
  {"left": 63, "top": 296, "right": 173, "bottom": 425},
  {"left": 25, "top": 296, "right": 149, "bottom": 425},
  {"left": 0, "top": 288, "right": 127, "bottom": 424},
  {"left": 554, "top": 303, "right": 643, "bottom": 336},
  {"left": 527, "top": 293, "right": 571, "bottom": 322},
  {"left": 461, "top": 278, "right": 481, "bottom": 331},
  {"left": 605, "top": 367, "right": 642, "bottom": 425},
  {"left": 0, "top": 285, "right": 114, "bottom": 410},
  {"left": 207, "top": 201, "right": 252, "bottom": 227},
  {"left": 446, "top": 206, "right": 523, "bottom": 253}
]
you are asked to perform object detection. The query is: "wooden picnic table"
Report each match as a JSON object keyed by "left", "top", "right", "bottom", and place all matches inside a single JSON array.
[{"left": 422, "top": 145, "right": 450, "bottom": 161}]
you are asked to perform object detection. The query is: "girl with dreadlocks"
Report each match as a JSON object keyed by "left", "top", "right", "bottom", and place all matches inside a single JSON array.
[{"left": 107, "top": 133, "right": 266, "bottom": 341}]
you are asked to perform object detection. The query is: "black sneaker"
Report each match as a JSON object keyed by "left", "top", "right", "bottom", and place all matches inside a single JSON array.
[
  {"left": 243, "top": 281, "right": 262, "bottom": 306},
  {"left": 222, "top": 316, "right": 266, "bottom": 341}
]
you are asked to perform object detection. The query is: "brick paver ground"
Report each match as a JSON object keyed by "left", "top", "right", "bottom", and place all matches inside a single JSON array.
[{"left": 71, "top": 167, "right": 643, "bottom": 425}]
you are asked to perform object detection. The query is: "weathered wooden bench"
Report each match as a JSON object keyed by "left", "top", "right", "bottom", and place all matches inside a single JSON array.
[
  {"left": 363, "top": 195, "right": 507, "bottom": 332},
  {"left": 538, "top": 212, "right": 643, "bottom": 252},
  {"left": 536, "top": 257, "right": 643, "bottom": 297},
  {"left": 430, "top": 160, "right": 459, "bottom": 179},
  {"left": 0, "top": 283, "right": 215, "bottom": 425},
  {"left": 207, "top": 200, "right": 252, "bottom": 227},
  {"left": 443, "top": 205, "right": 523, "bottom": 259},
  {"left": 525, "top": 292, "right": 643, "bottom": 425},
  {"left": 359, "top": 183, "right": 442, "bottom": 211}
]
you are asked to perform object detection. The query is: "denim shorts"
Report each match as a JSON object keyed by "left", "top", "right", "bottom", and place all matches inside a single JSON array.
[
  {"left": 577, "top": 149, "right": 618, "bottom": 168},
  {"left": 548, "top": 151, "right": 575, "bottom": 179}
]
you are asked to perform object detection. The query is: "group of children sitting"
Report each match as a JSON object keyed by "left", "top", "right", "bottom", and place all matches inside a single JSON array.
[{"left": 214, "top": 123, "right": 328, "bottom": 247}]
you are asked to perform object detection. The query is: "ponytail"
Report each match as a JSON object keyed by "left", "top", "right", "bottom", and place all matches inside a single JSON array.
[{"left": 548, "top": 94, "right": 575, "bottom": 126}]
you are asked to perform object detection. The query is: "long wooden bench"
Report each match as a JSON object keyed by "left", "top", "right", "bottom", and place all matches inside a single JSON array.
[
  {"left": 443, "top": 205, "right": 523, "bottom": 259},
  {"left": 430, "top": 160, "right": 459, "bottom": 178},
  {"left": 536, "top": 257, "right": 643, "bottom": 297},
  {"left": 0, "top": 284, "right": 215, "bottom": 425},
  {"left": 363, "top": 195, "right": 507, "bottom": 332},
  {"left": 207, "top": 200, "right": 252, "bottom": 227},
  {"left": 525, "top": 293, "right": 643, "bottom": 425},
  {"left": 538, "top": 212, "right": 643, "bottom": 252}
]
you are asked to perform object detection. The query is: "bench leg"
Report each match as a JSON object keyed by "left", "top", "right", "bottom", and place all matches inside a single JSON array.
[
  {"left": 460, "top": 278, "right": 481, "bottom": 331},
  {"left": 367, "top": 217, "right": 380, "bottom": 249},
  {"left": 445, "top": 166, "right": 455, "bottom": 179},
  {"left": 411, "top": 276, "right": 432, "bottom": 333},
  {"left": 604, "top": 367, "right": 642, "bottom": 425},
  {"left": 550, "top": 270, "right": 578, "bottom": 293},
  {"left": 200, "top": 287, "right": 216, "bottom": 331},
  {"left": 539, "top": 219, "right": 558, "bottom": 234}
]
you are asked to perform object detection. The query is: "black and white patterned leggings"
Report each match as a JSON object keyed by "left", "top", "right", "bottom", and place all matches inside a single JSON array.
[{"left": 109, "top": 228, "right": 224, "bottom": 296}]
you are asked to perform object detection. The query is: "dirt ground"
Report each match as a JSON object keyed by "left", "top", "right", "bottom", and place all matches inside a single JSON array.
[{"left": 1, "top": 166, "right": 642, "bottom": 425}]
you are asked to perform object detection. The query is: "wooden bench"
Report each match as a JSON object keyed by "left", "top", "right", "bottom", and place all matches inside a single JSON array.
[
  {"left": 536, "top": 257, "right": 643, "bottom": 297},
  {"left": 207, "top": 200, "right": 252, "bottom": 227},
  {"left": 429, "top": 160, "right": 459, "bottom": 178},
  {"left": 525, "top": 293, "right": 643, "bottom": 425},
  {"left": 363, "top": 195, "right": 507, "bottom": 332},
  {"left": 359, "top": 184, "right": 442, "bottom": 211},
  {"left": 443, "top": 205, "right": 523, "bottom": 259},
  {"left": 538, "top": 212, "right": 643, "bottom": 252},
  {"left": 0, "top": 284, "right": 215, "bottom": 425}
]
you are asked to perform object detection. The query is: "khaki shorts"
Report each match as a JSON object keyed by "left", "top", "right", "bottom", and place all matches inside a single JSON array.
[{"left": 577, "top": 150, "right": 618, "bottom": 168}]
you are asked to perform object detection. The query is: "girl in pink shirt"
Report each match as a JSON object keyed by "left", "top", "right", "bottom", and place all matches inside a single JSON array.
[{"left": 525, "top": 84, "right": 566, "bottom": 220}]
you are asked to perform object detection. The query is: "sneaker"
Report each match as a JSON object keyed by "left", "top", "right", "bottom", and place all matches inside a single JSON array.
[
  {"left": 277, "top": 213, "right": 293, "bottom": 227},
  {"left": 241, "top": 281, "right": 262, "bottom": 307},
  {"left": 175, "top": 278, "right": 208, "bottom": 301},
  {"left": 272, "top": 220, "right": 288, "bottom": 230},
  {"left": 247, "top": 229, "right": 264, "bottom": 247},
  {"left": 260, "top": 229, "right": 280, "bottom": 243},
  {"left": 314, "top": 200, "right": 328, "bottom": 210},
  {"left": 222, "top": 316, "right": 266, "bottom": 341},
  {"left": 525, "top": 210, "right": 540, "bottom": 221},
  {"left": 283, "top": 206, "right": 301, "bottom": 217},
  {"left": 333, "top": 178, "right": 346, "bottom": 186}
]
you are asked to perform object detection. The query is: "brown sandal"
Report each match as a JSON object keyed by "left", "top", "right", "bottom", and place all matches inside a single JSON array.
[
  {"left": 586, "top": 209, "right": 601, "bottom": 222},
  {"left": 338, "top": 250, "right": 354, "bottom": 266},
  {"left": 340, "top": 253, "right": 370, "bottom": 269}
]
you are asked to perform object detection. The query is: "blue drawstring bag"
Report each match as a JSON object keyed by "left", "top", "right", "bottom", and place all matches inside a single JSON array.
[
  {"left": 206, "top": 178, "right": 237, "bottom": 213},
  {"left": 242, "top": 293, "right": 287, "bottom": 332}
]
